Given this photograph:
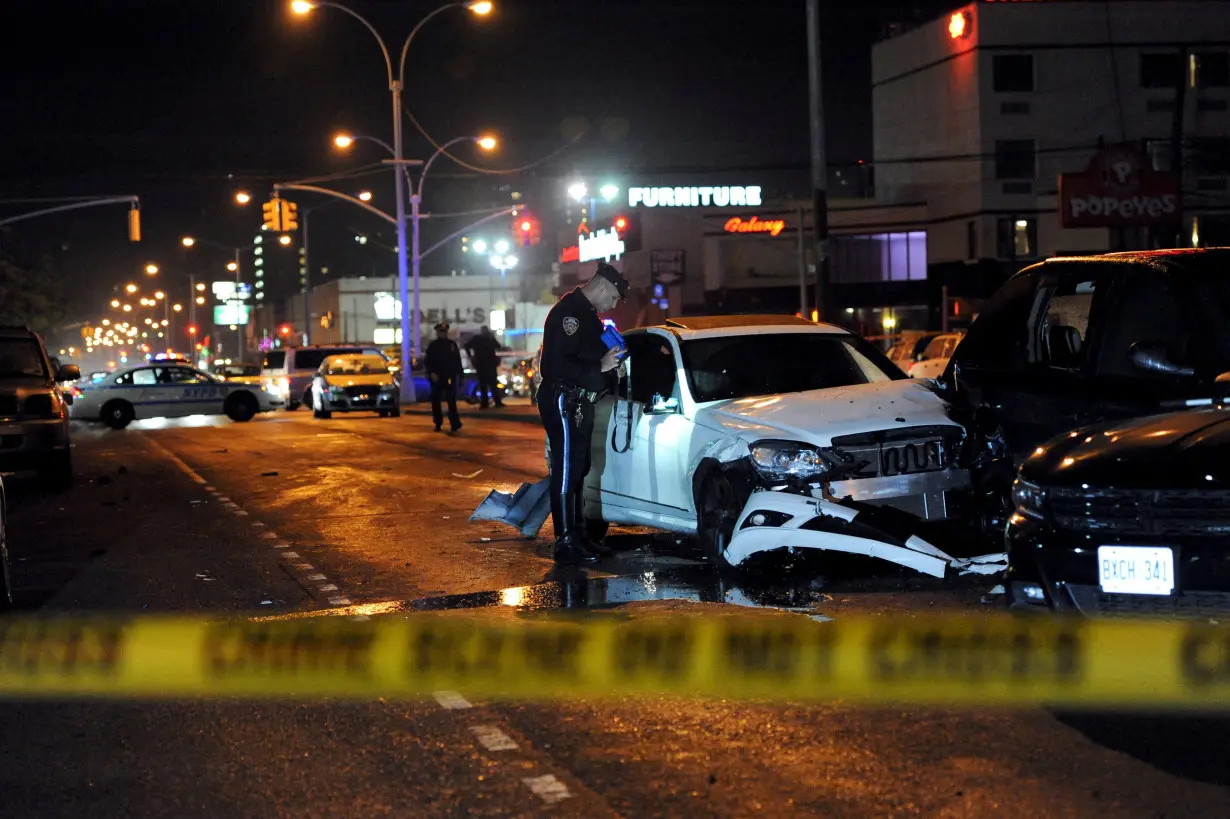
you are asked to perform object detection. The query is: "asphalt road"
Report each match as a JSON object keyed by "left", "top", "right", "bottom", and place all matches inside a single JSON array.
[{"left": 1, "top": 407, "right": 1228, "bottom": 818}]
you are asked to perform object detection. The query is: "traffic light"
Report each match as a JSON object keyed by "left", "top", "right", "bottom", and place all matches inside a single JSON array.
[
  {"left": 128, "top": 206, "right": 141, "bottom": 242},
  {"left": 263, "top": 198, "right": 283, "bottom": 231},
  {"left": 279, "top": 323, "right": 293, "bottom": 337},
  {"left": 281, "top": 201, "right": 299, "bottom": 231},
  {"left": 512, "top": 212, "right": 541, "bottom": 247},
  {"left": 187, "top": 324, "right": 198, "bottom": 336},
  {"left": 613, "top": 210, "right": 642, "bottom": 252}
]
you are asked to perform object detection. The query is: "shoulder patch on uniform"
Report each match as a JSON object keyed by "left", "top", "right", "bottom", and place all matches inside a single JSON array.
[{"left": 562, "top": 317, "right": 579, "bottom": 336}]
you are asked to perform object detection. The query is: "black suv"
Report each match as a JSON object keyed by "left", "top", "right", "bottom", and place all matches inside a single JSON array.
[
  {"left": 0, "top": 326, "right": 79, "bottom": 489},
  {"left": 941, "top": 249, "right": 1230, "bottom": 460}
]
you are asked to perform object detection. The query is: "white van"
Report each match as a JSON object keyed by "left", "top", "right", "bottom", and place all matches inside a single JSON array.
[{"left": 261, "top": 345, "right": 388, "bottom": 410}]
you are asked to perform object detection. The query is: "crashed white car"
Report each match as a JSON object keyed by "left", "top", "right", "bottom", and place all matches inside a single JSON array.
[{"left": 584, "top": 315, "right": 999, "bottom": 577}]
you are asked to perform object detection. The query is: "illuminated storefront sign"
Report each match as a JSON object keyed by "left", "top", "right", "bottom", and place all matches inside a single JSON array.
[
  {"left": 628, "top": 185, "right": 762, "bottom": 208},
  {"left": 560, "top": 245, "right": 580, "bottom": 263},
  {"left": 578, "top": 227, "right": 625, "bottom": 262},
  {"left": 724, "top": 216, "right": 786, "bottom": 237},
  {"left": 1059, "top": 144, "right": 1179, "bottom": 228}
]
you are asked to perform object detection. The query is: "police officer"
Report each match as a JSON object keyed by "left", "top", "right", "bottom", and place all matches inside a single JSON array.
[
  {"left": 537, "top": 262, "right": 628, "bottom": 563},
  {"left": 464, "top": 325, "right": 506, "bottom": 409},
  {"left": 424, "top": 322, "right": 464, "bottom": 433}
]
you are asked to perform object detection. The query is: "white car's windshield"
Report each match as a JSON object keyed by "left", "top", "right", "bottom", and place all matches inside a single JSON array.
[
  {"left": 681, "top": 333, "right": 903, "bottom": 403},
  {"left": 0, "top": 339, "right": 49, "bottom": 379},
  {"left": 324, "top": 355, "right": 389, "bottom": 376}
]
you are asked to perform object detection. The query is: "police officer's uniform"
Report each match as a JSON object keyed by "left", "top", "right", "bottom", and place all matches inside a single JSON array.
[
  {"left": 537, "top": 263, "right": 628, "bottom": 563},
  {"left": 424, "top": 322, "right": 464, "bottom": 432}
]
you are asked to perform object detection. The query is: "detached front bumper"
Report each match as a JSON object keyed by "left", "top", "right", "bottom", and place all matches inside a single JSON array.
[{"left": 723, "top": 489, "right": 1006, "bottom": 578}]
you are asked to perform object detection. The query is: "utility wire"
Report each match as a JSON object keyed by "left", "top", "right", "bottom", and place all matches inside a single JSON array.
[{"left": 404, "top": 108, "right": 591, "bottom": 175}]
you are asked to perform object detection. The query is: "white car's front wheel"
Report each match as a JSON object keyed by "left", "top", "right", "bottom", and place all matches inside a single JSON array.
[{"left": 695, "top": 470, "right": 747, "bottom": 570}]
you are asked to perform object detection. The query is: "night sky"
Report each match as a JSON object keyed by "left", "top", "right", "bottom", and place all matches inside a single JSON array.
[{"left": 1, "top": 0, "right": 956, "bottom": 336}]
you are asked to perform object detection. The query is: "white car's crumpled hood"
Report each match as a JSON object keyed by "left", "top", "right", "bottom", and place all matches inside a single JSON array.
[
  {"left": 323, "top": 373, "right": 392, "bottom": 388},
  {"left": 699, "top": 379, "right": 957, "bottom": 447}
]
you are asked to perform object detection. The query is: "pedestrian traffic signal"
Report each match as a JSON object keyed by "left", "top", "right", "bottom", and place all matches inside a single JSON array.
[
  {"left": 263, "top": 198, "right": 283, "bottom": 231},
  {"left": 187, "top": 324, "right": 198, "bottom": 336},
  {"left": 281, "top": 201, "right": 299, "bottom": 231}
]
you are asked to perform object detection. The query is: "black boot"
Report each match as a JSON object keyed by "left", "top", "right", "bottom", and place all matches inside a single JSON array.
[
  {"left": 574, "top": 494, "right": 614, "bottom": 557},
  {"left": 553, "top": 534, "right": 598, "bottom": 564}
]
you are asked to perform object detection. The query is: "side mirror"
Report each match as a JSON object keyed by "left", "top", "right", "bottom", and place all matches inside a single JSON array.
[
  {"left": 57, "top": 364, "right": 81, "bottom": 383},
  {"left": 1214, "top": 372, "right": 1230, "bottom": 404},
  {"left": 648, "top": 394, "right": 680, "bottom": 414},
  {"left": 1129, "top": 342, "right": 1194, "bottom": 377},
  {"left": 62, "top": 388, "right": 74, "bottom": 406}
]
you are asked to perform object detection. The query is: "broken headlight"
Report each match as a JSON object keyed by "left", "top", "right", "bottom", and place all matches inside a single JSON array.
[
  {"left": 1012, "top": 478, "right": 1047, "bottom": 520},
  {"left": 750, "top": 442, "right": 831, "bottom": 482}
]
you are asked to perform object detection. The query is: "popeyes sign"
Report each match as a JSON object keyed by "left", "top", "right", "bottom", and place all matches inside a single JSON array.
[
  {"left": 1059, "top": 144, "right": 1180, "bottom": 228},
  {"left": 724, "top": 216, "right": 786, "bottom": 237}
]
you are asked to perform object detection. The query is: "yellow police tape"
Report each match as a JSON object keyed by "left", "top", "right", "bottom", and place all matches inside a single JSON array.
[{"left": 1, "top": 613, "right": 1229, "bottom": 708}]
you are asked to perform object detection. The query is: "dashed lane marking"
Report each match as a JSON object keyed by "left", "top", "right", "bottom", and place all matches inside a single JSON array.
[
  {"left": 261, "top": 532, "right": 279, "bottom": 539},
  {"left": 295, "top": 564, "right": 314, "bottom": 571},
  {"left": 145, "top": 437, "right": 209, "bottom": 485},
  {"left": 327, "top": 596, "right": 352, "bottom": 606},
  {"left": 319, "top": 583, "right": 338, "bottom": 592},
  {"left": 233, "top": 510, "right": 249, "bottom": 516},
  {"left": 522, "top": 775, "right": 572, "bottom": 805},
  {"left": 282, "top": 552, "right": 300, "bottom": 559},
  {"left": 433, "top": 691, "right": 472, "bottom": 710},
  {"left": 251, "top": 521, "right": 264, "bottom": 527},
  {"left": 273, "top": 543, "right": 290, "bottom": 549},
  {"left": 307, "top": 574, "right": 327, "bottom": 581},
  {"left": 471, "top": 726, "right": 518, "bottom": 752}
]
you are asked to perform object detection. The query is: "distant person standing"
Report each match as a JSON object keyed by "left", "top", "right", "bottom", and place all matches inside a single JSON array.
[
  {"left": 464, "top": 325, "right": 506, "bottom": 409},
  {"left": 424, "top": 322, "right": 463, "bottom": 433}
]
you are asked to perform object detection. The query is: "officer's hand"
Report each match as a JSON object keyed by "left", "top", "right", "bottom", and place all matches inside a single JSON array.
[{"left": 600, "top": 347, "right": 624, "bottom": 372}]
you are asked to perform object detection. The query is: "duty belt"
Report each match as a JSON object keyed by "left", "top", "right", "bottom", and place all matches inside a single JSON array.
[{"left": 550, "top": 382, "right": 601, "bottom": 403}]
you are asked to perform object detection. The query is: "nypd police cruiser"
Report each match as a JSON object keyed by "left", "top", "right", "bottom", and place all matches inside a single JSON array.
[{"left": 71, "top": 362, "right": 284, "bottom": 429}]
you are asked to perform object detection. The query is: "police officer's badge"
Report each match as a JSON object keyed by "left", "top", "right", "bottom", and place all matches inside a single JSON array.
[{"left": 562, "top": 317, "right": 579, "bottom": 336}]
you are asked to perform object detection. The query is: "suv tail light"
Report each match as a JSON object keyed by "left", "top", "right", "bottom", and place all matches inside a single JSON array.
[{"left": 24, "top": 393, "right": 56, "bottom": 417}]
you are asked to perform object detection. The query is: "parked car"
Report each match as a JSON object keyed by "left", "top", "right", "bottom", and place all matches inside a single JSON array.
[
  {"left": 261, "top": 345, "right": 389, "bottom": 410},
  {"left": 940, "top": 248, "right": 1230, "bottom": 463},
  {"left": 309, "top": 353, "right": 401, "bottom": 418},
  {"left": 0, "top": 325, "right": 78, "bottom": 489},
  {"left": 215, "top": 362, "right": 263, "bottom": 386},
  {"left": 907, "top": 332, "right": 964, "bottom": 379},
  {"left": 1006, "top": 397, "right": 1230, "bottom": 616},
  {"left": 886, "top": 331, "right": 940, "bottom": 372},
  {"left": 583, "top": 315, "right": 975, "bottom": 571},
  {"left": 72, "top": 362, "right": 284, "bottom": 428}
]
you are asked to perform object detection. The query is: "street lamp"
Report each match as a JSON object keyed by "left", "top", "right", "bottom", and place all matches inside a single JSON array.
[
  {"left": 110, "top": 299, "right": 120, "bottom": 308},
  {"left": 145, "top": 263, "right": 159, "bottom": 275},
  {"left": 226, "top": 261, "right": 238, "bottom": 272},
  {"left": 125, "top": 283, "right": 137, "bottom": 293},
  {"left": 293, "top": 0, "right": 494, "bottom": 402},
  {"left": 600, "top": 183, "right": 620, "bottom": 201},
  {"left": 279, "top": 234, "right": 293, "bottom": 246},
  {"left": 181, "top": 236, "right": 196, "bottom": 248},
  {"left": 235, "top": 192, "right": 252, "bottom": 205},
  {"left": 358, "top": 190, "right": 373, "bottom": 202},
  {"left": 567, "top": 182, "right": 587, "bottom": 202}
]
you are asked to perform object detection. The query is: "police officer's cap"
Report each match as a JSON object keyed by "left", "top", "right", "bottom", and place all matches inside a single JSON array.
[
  {"left": 593, "top": 262, "right": 629, "bottom": 299},
  {"left": 434, "top": 322, "right": 450, "bottom": 332}
]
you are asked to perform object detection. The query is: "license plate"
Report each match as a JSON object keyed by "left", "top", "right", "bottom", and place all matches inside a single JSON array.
[{"left": 1097, "top": 546, "right": 1175, "bottom": 596}]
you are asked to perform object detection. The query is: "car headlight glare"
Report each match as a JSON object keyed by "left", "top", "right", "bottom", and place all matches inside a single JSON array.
[
  {"left": 750, "top": 442, "right": 830, "bottom": 481},
  {"left": 1012, "top": 478, "right": 1047, "bottom": 520}
]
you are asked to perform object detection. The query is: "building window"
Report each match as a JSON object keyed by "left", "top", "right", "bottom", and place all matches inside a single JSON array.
[
  {"left": 996, "top": 217, "right": 1037, "bottom": 260},
  {"left": 995, "top": 140, "right": 1036, "bottom": 180},
  {"left": 1195, "top": 52, "right": 1230, "bottom": 88},
  {"left": 1146, "top": 139, "right": 1174, "bottom": 172},
  {"left": 993, "top": 54, "right": 1034, "bottom": 92},
  {"left": 1140, "top": 53, "right": 1184, "bottom": 89},
  {"left": 830, "top": 232, "right": 927, "bottom": 284}
]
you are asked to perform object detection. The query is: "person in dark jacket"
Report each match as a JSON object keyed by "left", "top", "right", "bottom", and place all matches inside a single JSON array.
[
  {"left": 464, "top": 325, "right": 506, "bottom": 409},
  {"left": 424, "top": 322, "right": 463, "bottom": 433},
  {"left": 537, "top": 261, "right": 628, "bottom": 564}
]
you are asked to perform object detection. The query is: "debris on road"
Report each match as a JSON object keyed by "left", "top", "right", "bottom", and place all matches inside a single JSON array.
[
  {"left": 452, "top": 469, "right": 483, "bottom": 479},
  {"left": 195, "top": 572, "right": 216, "bottom": 582},
  {"left": 471, "top": 478, "right": 551, "bottom": 537},
  {"left": 260, "top": 471, "right": 279, "bottom": 477}
]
